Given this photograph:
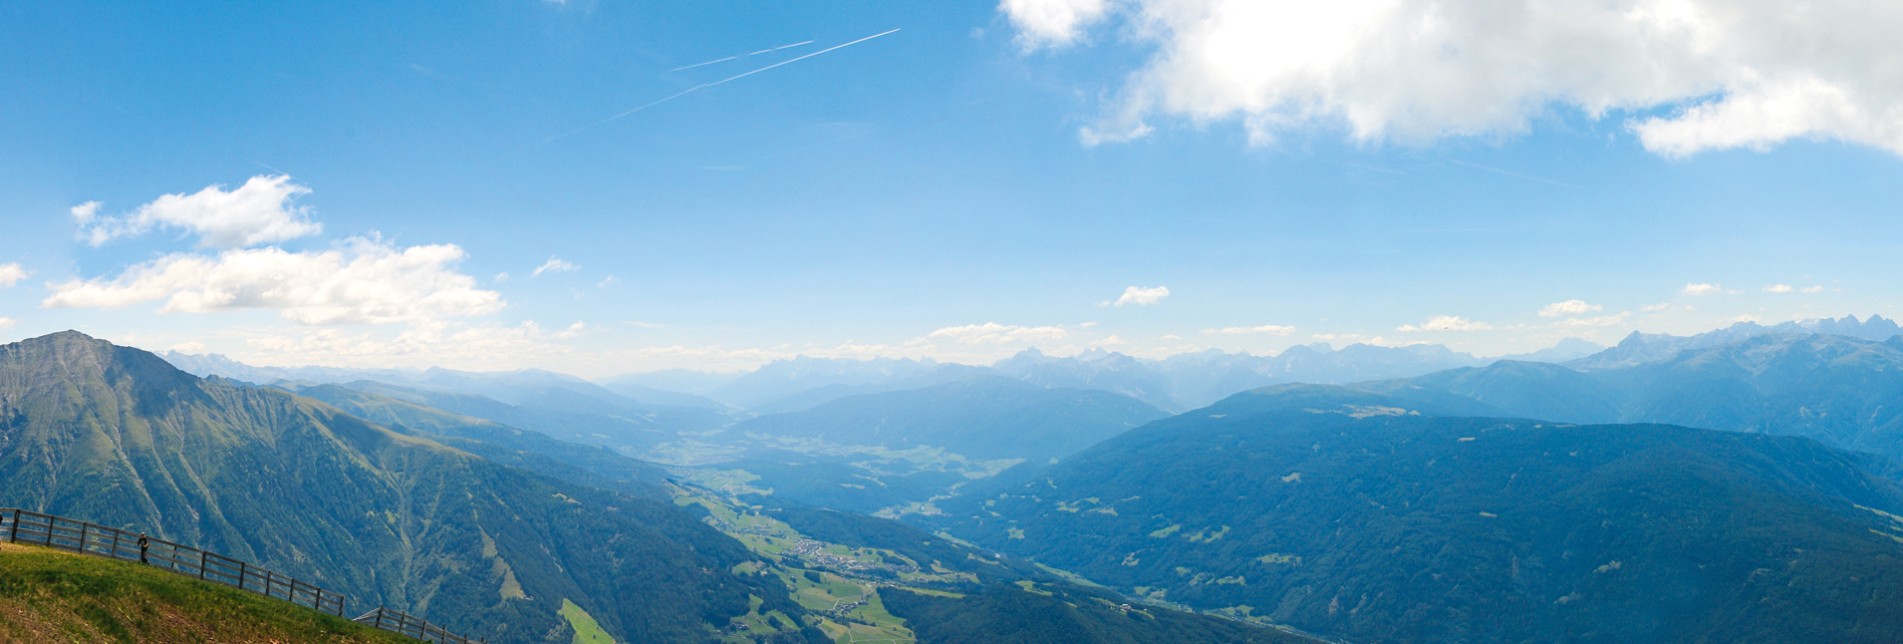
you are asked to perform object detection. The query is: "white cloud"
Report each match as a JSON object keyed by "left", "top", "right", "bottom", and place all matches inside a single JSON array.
[
  {"left": 999, "top": 0, "right": 1111, "bottom": 50},
  {"left": 1801, "top": 285, "right": 1827, "bottom": 294},
  {"left": 597, "top": 275, "right": 618, "bottom": 289},
  {"left": 1681, "top": 282, "right": 1723, "bottom": 296},
  {"left": 1105, "top": 285, "right": 1170, "bottom": 307},
  {"left": 70, "top": 201, "right": 100, "bottom": 224},
  {"left": 556, "top": 321, "right": 587, "bottom": 339},
  {"left": 0, "top": 317, "right": 13, "bottom": 331},
  {"left": 0, "top": 263, "right": 27, "bottom": 289},
  {"left": 926, "top": 322, "right": 1069, "bottom": 345},
  {"left": 1202, "top": 324, "right": 1296, "bottom": 336},
  {"left": 43, "top": 235, "right": 503, "bottom": 326},
  {"left": 1553, "top": 312, "right": 1631, "bottom": 327},
  {"left": 1538, "top": 299, "right": 1601, "bottom": 317},
  {"left": 1397, "top": 315, "right": 1493, "bottom": 332},
  {"left": 77, "top": 175, "right": 321, "bottom": 248},
  {"left": 1006, "top": 1, "right": 1903, "bottom": 157},
  {"left": 1641, "top": 302, "right": 1672, "bottom": 312},
  {"left": 532, "top": 257, "right": 579, "bottom": 277},
  {"left": 1764, "top": 283, "right": 1794, "bottom": 293}
]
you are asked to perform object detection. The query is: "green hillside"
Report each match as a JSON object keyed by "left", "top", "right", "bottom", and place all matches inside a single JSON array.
[
  {"left": 0, "top": 541, "right": 407, "bottom": 643},
  {"left": 0, "top": 331, "right": 807, "bottom": 643},
  {"left": 941, "top": 390, "right": 1903, "bottom": 642}
]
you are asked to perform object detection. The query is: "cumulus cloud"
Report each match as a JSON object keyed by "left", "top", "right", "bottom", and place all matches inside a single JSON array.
[
  {"left": 76, "top": 175, "right": 321, "bottom": 248},
  {"left": 1203, "top": 324, "right": 1296, "bottom": 336},
  {"left": 0, "top": 263, "right": 27, "bottom": 289},
  {"left": 43, "top": 236, "right": 503, "bottom": 325},
  {"left": 1000, "top": 0, "right": 1111, "bottom": 49},
  {"left": 1801, "top": 285, "right": 1827, "bottom": 294},
  {"left": 70, "top": 201, "right": 100, "bottom": 223},
  {"left": 1681, "top": 282, "right": 1724, "bottom": 296},
  {"left": 0, "top": 317, "right": 13, "bottom": 331},
  {"left": 1764, "top": 283, "right": 1794, "bottom": 293},
  {"left": 926, "top": 322, "right": 1070, "bottom": 345},
  {"left": 532, "top": 257, "right": 580, "bottom": 277},
  {"left": 1397, "top": 315, "right": 1493, "bottom": 332},
  {"left": 1538, "top": 299, "right": 1601, "bottom": 317},
  {"left": 1002, "top": 0, "right": 1903, "bottom": 156},
  {"left": 1105, "top": 285, "right": 1170, "bottom": 307},
  {"left": 1553, "top": 312, "right": 1631, "bottom": 327}
]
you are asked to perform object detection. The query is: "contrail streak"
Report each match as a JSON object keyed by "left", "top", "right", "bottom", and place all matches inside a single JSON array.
[
  {"left": 670, "top": 55, "right": 738, "bottom": 72},
  {"left": 668, "top": 39, "right": 818, "bottom": 72},
  {"left": 1448, "top": 159, "right": 1575, "bottom": 188},
  {"left": 546, "top": 29, "right": 899, "bottom": 144}
]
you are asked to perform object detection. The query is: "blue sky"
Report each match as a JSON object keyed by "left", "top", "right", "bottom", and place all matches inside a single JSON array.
[{"left": 2, "top": 1, "right": 1899, "bottom": 375}]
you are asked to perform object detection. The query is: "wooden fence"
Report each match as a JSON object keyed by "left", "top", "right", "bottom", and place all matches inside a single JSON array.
[
  {"left": 354, "top": 607, "right": 485, "bottom": 644},
  {"left": 0, "top": 507, "right": 483, "bottom": 643}
]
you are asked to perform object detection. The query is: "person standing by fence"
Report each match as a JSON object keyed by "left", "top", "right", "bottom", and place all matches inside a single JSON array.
[{"left": 138, "top": 533, "right": 149, "bottom": 564}]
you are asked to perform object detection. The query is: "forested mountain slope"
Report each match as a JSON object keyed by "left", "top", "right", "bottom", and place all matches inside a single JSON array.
[
  {"left": 0, "top": 331, "right": 810, "bottom": 643},
  {"left": 940, "top": 388, "right": 1903, "bottom": 642}
]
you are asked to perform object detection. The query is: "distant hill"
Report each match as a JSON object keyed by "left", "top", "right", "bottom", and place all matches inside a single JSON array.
[
  {"left": 0, "top": 542, "right": 407, "bottom": 643},
  {"left": 705, "top": 356, "right": 966, "bottom": 410},
  {"left": 732, "top": 377, "right": 1167, "bottom": 462},
  {"left": 994, "top": 349, "right": 1183, "bottom": 412},
  {"left": 160, "top": 352, "right": 732, "bottom": 439},
  {"left": 939, "top": 390, "right": 1903, "bottom": 642},
  {"left": 1567, "top": 314, "right": 1901, "bottom": 371},
  {"left": 319, "top": 378, "right": 726, "bottom": 457},
  {"left": 0, "top": 331, "right": 808, "bottom": 643},
  {"left": 1370, "top": 332, "right": 1903, "bottom": 457},
  {"left": 285, "top": 383, "right": 670, "bottom": 499}
]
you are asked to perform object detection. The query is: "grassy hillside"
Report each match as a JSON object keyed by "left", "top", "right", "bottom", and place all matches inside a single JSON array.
[{"left": 0, "top": 542, "right": 407, "bottom": 643}]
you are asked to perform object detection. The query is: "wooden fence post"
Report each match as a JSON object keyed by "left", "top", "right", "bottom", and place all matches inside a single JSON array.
[{"left": 198, "top": 550, "right": 209, "bottom": 580}]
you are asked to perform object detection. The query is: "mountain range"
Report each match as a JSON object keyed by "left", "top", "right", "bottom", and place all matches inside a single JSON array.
[
  {"left": 2, "top": 332, "right": 812, "bottom": 643},
  {"left": 935, "top": 387, "right": 1903, "bottom": 641},
  {"left": 37, "top": 313, "right": 1903, "bottom": 642},
  {"left": 1365, "top": 329, "right": 1903, "bottom": 458}
]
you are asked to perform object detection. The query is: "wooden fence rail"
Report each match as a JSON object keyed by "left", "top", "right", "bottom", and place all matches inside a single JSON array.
[
  {"left": 0, "top": 507, "right": 483, "bottom": 643},
  {"left": 355, "top": 607, "right": 485, "bottom": 644}
]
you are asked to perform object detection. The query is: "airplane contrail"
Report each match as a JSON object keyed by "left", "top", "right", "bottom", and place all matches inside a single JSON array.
[
  {"left": 668, "top": 39, "right": 819, "bottom": 72},
  {"left": 545, "top": 29, "right": 899, "bottom": 144},
  {"left": 670, "top": 55, "right": 738, "bottom": 72}
]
